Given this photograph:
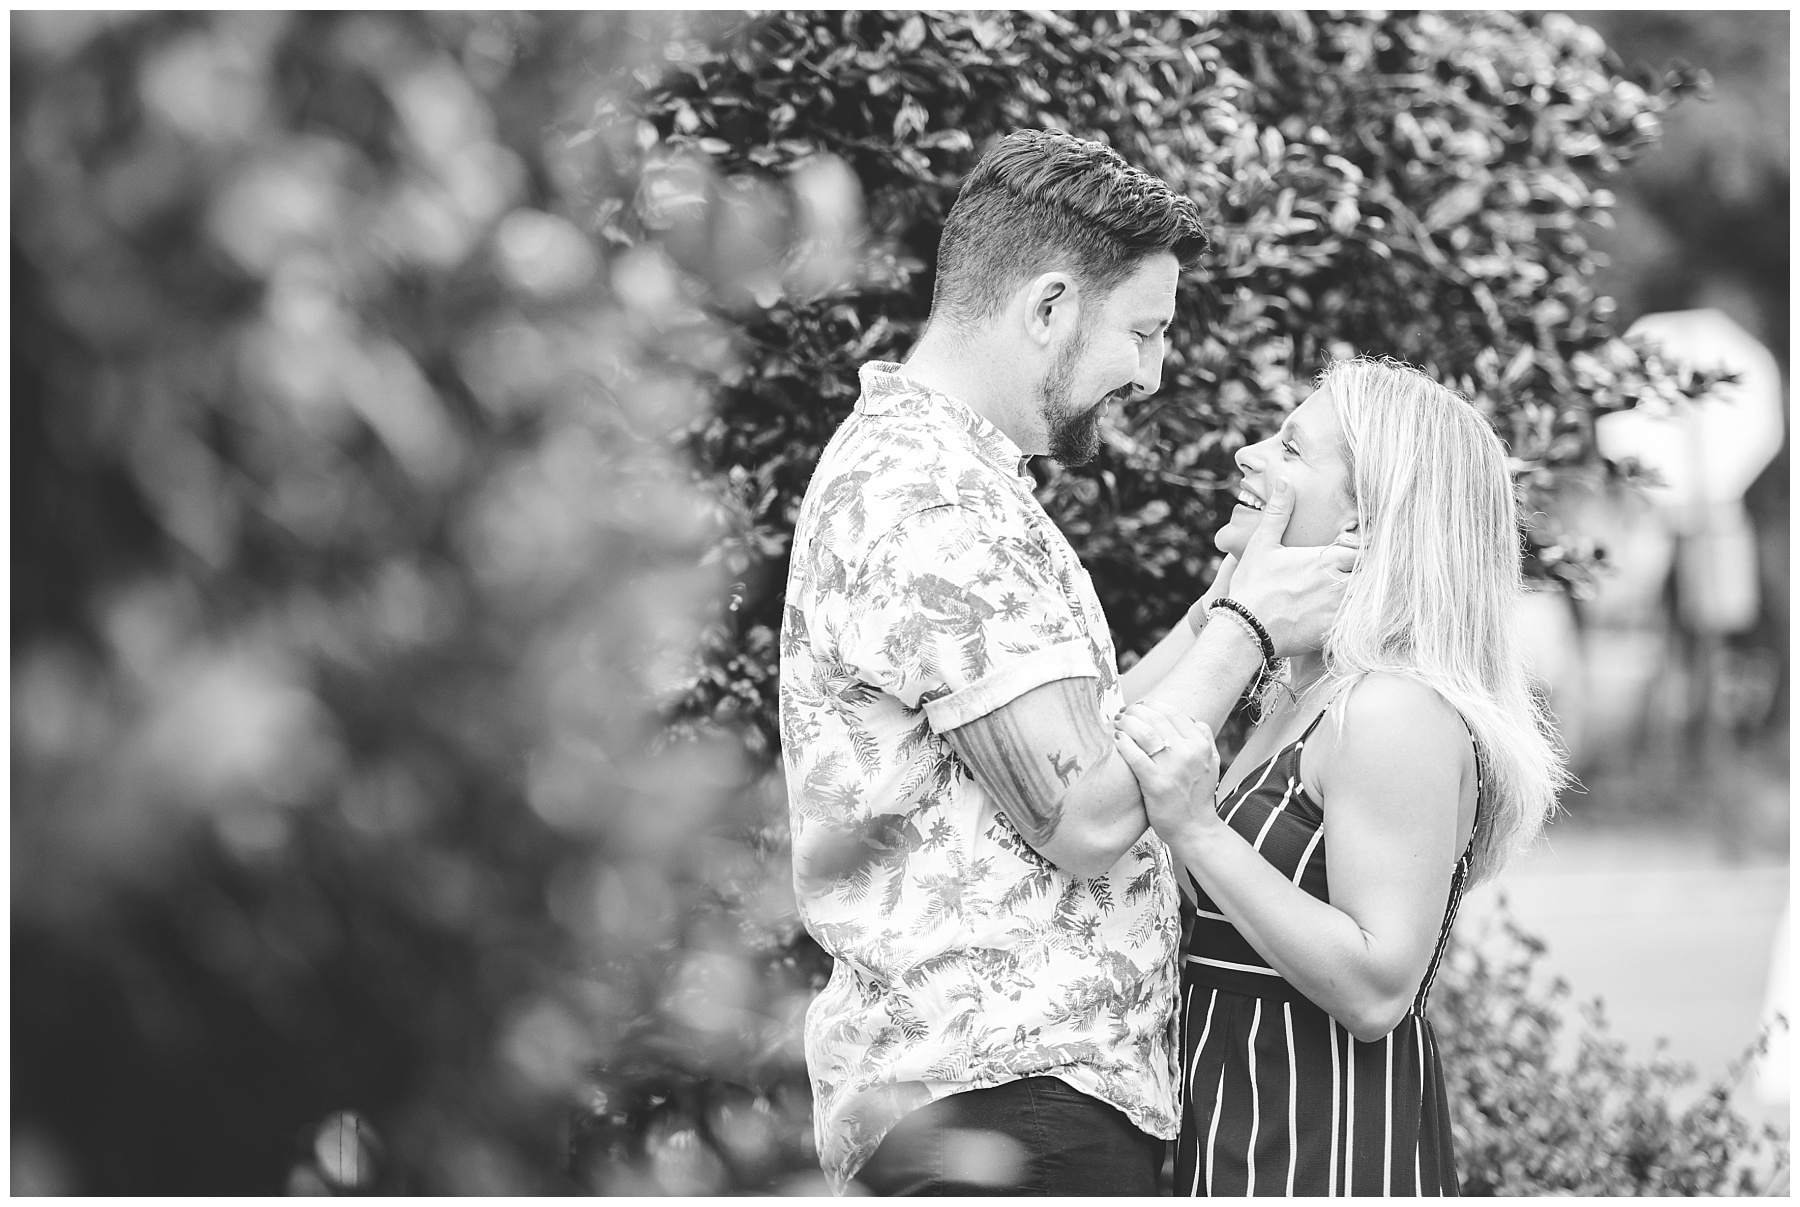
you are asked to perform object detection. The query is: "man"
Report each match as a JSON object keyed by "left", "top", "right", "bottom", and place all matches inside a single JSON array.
[{"left": 779, "top": 129, "right": 1352, "bottom": 1195}]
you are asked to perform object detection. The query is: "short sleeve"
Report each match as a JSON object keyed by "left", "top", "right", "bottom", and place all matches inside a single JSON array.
[{"left": 837, "top": 504, "right": 1099, "bottom": 731}]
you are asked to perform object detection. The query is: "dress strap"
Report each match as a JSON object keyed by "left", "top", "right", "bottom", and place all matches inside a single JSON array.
[
  {"left": 1413, "top": 715, "right": 1484, "bottom": 1013},
  {"left": 1457, "top": 715, "right": 1483, "bottom": 857},
  {"left": 1293, "top": 676, "right": 1357, "bottom": 747}
]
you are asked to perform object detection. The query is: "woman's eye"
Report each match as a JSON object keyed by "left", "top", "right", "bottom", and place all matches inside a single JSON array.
[{"left": 1282, "top": 440, "right": 1300, "bottom": 457}]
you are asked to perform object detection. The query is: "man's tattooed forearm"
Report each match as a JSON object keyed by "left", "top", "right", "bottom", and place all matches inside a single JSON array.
[
  {"left": 1010, "top": 792, "right": 1064, "bottom": 846},
  {"left": 942, "top": 677, "right": 1111, "bottom": 849}
]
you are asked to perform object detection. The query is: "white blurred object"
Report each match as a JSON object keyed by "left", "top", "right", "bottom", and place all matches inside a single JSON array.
[
  {"left": 788, "top": 154, "right": 867, "bottom": 298},
  {"left": 1602, "top": 310, "right": 1784, "bottom": 511},
  {"left": 1596, "top": 310, "right": 1784, "bottom": 634},
  {"left": 1673, "top": 502, "right": 1762, "bottom": 634},
  {"left": 941, "top": 1129, "right": 1027, "bottom": 1189},
  {"left": 1752, "top": 902, "right": 1790, "bottom": 1107}
]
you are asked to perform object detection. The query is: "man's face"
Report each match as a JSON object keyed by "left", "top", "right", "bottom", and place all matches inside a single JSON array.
[{"left": 1038, "top": 251, "right": 1180, "bottom": 465}]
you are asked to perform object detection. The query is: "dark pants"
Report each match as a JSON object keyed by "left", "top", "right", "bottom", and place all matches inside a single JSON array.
[{"left": 852, "top": 1076, "right": 1167, "bottom": 1196}]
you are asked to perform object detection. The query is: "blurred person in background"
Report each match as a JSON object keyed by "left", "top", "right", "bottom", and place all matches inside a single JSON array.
[
  {"left": 1116, "top": 359, "right": 1568, "bottom": 1195},
  {"left": 779, "top": 128, "right": 1356, "bottom": 1195}
]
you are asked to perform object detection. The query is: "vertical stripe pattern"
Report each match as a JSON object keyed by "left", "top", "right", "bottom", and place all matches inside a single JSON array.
[{"left": 1173, "top": 709, "right": 1474, "bottom": 1196}]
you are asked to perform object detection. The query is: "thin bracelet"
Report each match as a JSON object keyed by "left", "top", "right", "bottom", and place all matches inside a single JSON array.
[
  {"left": 1206, "top": 603, "right": 1264, "bottom": 664},
  {"left": 1206, "top": 604, "right": 1278, "bottom": 707},
  {"left": 1186, "top": 598, "right": 1209, "bottom": 637},
  {"left": 1209, "top": 597, "right": 1277, "bottom": 667},
  {"left": 1208, "top": 607, "right": 1278, "bottom": 703}
]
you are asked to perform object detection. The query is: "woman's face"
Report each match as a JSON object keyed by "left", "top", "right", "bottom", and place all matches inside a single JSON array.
[{"left": 1215, "top": 386, "right": 1356, "bottom": 558}]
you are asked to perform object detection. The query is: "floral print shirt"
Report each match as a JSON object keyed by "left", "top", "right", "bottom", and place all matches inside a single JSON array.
[{"left": 778, "top": 362, "right": 1181, "bottom": 1193}]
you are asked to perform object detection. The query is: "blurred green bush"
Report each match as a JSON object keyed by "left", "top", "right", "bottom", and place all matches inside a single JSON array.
[
  {"left": 1432, "top": 909, "right": 1788, "bottom": 1195},
  {"left": 8, "top": 8, "right": 1770, "bottom": 1197},
  {"left": 651, "top": 10, "right": 1717, "bottom": 758},
  {"left": 13, "top": 11, "right": 788, "bottom": 1193}
]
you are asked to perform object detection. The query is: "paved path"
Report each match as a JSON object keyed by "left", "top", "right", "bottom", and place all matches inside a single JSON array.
[{"left": 1459, "top": 820, "right": 1788, "bottom": 1114}]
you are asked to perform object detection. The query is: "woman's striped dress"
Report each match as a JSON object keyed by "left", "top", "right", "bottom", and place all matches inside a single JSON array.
[{"left": 1174, "top": 707, "right": 1472, "bottom": 1197}]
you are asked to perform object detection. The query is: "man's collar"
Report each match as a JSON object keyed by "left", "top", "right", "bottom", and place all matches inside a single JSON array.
[{"left": 856, "top": 361, "right": 1032, "bottom": 479}]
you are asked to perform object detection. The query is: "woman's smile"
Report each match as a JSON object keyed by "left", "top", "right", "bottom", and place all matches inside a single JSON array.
[{"left": 1215, "top": 386, "right": 1354, "bottom": 557}]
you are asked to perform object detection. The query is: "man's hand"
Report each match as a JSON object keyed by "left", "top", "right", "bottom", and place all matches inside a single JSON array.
[{"left": 1222, "top": 478, "right": 1358, "bottom": 658}]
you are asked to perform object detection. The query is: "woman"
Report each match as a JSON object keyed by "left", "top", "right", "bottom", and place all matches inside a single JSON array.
[{"left": 1114, "top": 357, "right": 1566, "bottom": 1195}]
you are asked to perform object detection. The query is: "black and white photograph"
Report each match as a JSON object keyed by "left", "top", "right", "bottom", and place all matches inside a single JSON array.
[{"left": 11, "top": 9, "right": 1790, "bottom": 1196}]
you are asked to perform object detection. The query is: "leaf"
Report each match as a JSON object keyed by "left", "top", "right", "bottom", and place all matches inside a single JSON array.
[
  {"left": 916, "top": 129, "right": 974, "bottom": 152},
  {"left": 969, "top": 18, "right": 1006, "bottom": 49},
  {"left": 1502, "top": 345, "right": 1537, "bottom": 388},
  {"left": 1423, "top": 177, "right": 1490, "bottom": 232},
  {"left": 893, "top": 95, "right": 928, "bottom": 141}
]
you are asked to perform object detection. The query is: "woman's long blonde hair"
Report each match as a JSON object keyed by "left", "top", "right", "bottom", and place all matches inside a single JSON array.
[{"left": 1307, "top": 357, "right": 1567, "bottom": 884}]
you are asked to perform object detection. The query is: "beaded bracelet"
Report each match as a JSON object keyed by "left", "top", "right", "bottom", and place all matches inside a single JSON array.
[{"left": 1208, "top": 597, "right": 1277, "bottom": 668}]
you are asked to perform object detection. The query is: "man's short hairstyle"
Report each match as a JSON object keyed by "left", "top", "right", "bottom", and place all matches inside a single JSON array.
[{"left": 930, "top": 128, "right": 1209, "bottom": 326}]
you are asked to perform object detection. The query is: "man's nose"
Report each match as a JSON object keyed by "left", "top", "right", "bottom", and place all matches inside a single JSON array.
[{"left": 1132, "top": 343, "right": 1164, "bottom": 397}]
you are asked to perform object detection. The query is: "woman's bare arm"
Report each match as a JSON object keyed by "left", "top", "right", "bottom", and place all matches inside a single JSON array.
[{"left": 1118, "top": 675, "right": 1475, "bottom": 1041}]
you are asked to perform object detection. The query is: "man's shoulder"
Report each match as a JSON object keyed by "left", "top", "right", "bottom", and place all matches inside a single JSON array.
[{"left": 811, "top": 404, "right": 1024, "bottom": 539}]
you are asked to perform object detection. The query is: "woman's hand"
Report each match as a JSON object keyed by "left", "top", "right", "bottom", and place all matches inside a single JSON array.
[{"left": 1114, "top": 699, "right": 1220, "bottom": 847}]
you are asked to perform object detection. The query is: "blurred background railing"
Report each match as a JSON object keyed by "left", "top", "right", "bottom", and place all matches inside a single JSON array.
[{"left": 11, "top": 10, "right": 1787, "bottom": 1195}]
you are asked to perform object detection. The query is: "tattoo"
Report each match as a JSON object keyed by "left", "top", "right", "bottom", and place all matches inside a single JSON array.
[
  {"left": 1010, "top": 792, "right": 1063, "bottom": 847},
  {"left": 942, "top": 677, "right": 1112, "bottom": 850}
]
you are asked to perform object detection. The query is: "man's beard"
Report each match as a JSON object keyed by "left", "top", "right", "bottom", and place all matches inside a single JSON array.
[{"left": 1040, "top": 325, "right": 1126, "bottom": 466}]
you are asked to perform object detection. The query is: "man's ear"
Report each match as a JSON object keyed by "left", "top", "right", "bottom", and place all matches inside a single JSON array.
[{"left": 1022, "top": 271, "right": 1079, "bottom": 348}]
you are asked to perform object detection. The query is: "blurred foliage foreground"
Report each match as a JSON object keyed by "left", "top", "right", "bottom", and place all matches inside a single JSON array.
[{"left": 10, "top": 10, "right": 1783, "bottom": 1195}]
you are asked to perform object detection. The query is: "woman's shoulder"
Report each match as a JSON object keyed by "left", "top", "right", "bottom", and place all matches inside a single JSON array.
[
  {"left": 1305, "top": 673, "right": 1474, "bottom": 792},
  {"left": 1336, "top": 672, "right": 1465, "bottom": 735}
]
